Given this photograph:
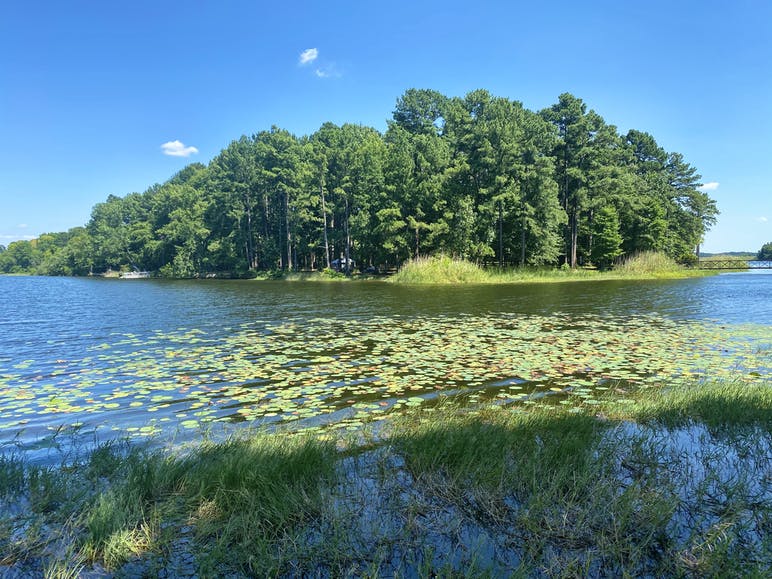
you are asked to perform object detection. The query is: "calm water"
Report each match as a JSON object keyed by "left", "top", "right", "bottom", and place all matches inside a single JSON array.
[{"left": 1, "top": 273, "right": 770, "bottom": 458}]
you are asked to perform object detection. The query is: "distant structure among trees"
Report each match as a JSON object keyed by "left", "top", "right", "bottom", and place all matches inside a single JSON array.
[{"left": 0, "top": 89, "right": 718, "bottom": 277}]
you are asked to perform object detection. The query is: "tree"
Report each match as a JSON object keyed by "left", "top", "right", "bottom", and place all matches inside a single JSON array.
[
  {"left": 0, "top": 240, "right": 40, "bottom": 273},
  {"left": 157, "top": 184, "right": 211, "bottom": 277},
  {"left": 664, "top": 153, "right": 718, "bottom": 261},
  {"left": 392, "top": 88, "right": 448, "bottom": 136},
  {"left": 590, "top": 205, "right": 623, "bottom": 269},
  {"left": 7, "top": 87, "right": 719, "bottom": 276},
  {"left": 540, "top": 93, "right": 606, "bottom": 267},
  {"left": 758, "top": 242, "right": 772, "bottom": 260}
]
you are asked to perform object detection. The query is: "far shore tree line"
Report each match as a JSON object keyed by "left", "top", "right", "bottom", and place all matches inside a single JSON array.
[{"left": 1, "top": 89, "right": 721, "bottom": 276}]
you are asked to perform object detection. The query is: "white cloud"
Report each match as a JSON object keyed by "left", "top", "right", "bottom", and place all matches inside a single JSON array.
[
  {"left": 161, "top": 140, "right": 199, "bottom": 157},
  {"left": 314, "top": 65, "right": 341, "bottom": 79},
  {"left": 756, "top": 216, "right": 768, "bottom": 222},
  {"left": 299, "top": 48, "right": 318, "bottom": 65},
  {"left": 0, "top": 234, "right": 36, "bottom": 241},
  {"left": 698, "top": 181, "right": 719, "bottom": 192},
  {"left": 17, "top": 224, "right": 28, "bottom": 228}
]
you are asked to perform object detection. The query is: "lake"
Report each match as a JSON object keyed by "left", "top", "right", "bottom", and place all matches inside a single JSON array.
[{"left": 1, "top": 273, "right": 770, "bottom": 459}]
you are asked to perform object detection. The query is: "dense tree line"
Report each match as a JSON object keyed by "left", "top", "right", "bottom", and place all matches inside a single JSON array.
[{"left": 0, "top": 89, "right": 718, "bottom": 276}]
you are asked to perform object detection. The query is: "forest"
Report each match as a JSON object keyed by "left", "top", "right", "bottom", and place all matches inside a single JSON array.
[{"left": 0, "top": 89, "right": 718, "bottom": 276}]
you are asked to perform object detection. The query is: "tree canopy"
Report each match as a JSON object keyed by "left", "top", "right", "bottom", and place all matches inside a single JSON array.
[
  {"left": 758, "top": 242, "right": 772, "bottom": 260},
  {"left": 0, "top": 89, "right": 719, "bottom": 277}
]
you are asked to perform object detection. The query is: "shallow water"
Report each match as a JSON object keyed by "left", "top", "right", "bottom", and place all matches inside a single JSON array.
[{"left": 1, "top": 273, "right": 770, "bottom": 458}]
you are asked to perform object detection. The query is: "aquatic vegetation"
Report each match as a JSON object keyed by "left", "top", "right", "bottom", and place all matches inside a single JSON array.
[
  {"left": 389, "top": 255, "right": 490, "bottom": 284},
  {"left": 0, "top": 311, "right": 769, "bottom": 448},
  {"left": 613, "top": 251, "right": 683, "bottom": 276},
  {"left": 385, "top": 385, "right": 772, "bottom": 577},
  {"left": 388, "top": 253, "right": 713, "bottom": 284},
  {"left": 1, "top": 380, "right": 770, "bottom": 576}
]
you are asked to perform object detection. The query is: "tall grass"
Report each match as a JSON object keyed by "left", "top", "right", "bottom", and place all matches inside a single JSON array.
[
  {"left": 389, "top": 255, "right": 491, "bottom": 284},
  {"left": 607, "top": 380, "right": 772, "bottom": 431},
  {"left": 613, "top": 251, "right": 683, "bottom": 276},
  {"left": 386, "top": 381, "right": 772, "bottom": 575},
  {"left": 389, "top": 252, "right": 704, "bottom": 284},
  {"left": 80, "top": 431, "right": 337, "bottom": 573},
  {"left": 2, "top": 380, "right": 769, "bottom": 576}
]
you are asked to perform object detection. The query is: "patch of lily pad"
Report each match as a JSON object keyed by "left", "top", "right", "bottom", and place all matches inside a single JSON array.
[{"left": 0, "top": 313, "right": 770, "bottom": 450}]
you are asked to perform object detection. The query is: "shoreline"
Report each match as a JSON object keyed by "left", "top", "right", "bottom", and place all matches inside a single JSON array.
[
  {"left": 0, "top": 267, "right": 722, "bottom": 284},
  {"left": 1, "top": 379, "right": 770, "bottom": 577}
]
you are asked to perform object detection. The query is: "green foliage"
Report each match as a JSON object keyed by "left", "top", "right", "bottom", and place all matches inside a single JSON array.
[
  {"left": 590, "top": 205, "right": 623, "bottom": 269},
  {"left": 757, "top": 241, "right": 772, "bottom": 260},
  {"left": 2, "top": 89, "right": 718, "bottom": 277}
]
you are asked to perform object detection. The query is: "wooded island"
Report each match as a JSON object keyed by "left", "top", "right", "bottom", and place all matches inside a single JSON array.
[{"left": 0, "top": 89, "right": 718, "bottom": 276}]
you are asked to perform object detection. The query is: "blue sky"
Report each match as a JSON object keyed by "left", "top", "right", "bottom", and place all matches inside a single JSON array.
[{"left": 1, "top": 0, "right": 770, "bottom": 253}]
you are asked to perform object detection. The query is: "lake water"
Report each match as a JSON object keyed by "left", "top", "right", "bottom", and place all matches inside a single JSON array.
[{"left": 1, "top": 273, "right": 770, "bottom": 459}]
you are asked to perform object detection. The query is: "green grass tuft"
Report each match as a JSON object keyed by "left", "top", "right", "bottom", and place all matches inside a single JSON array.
[
  {"left": 613, "top": 251, "right": 683, "bottom": 276},
  {"left": 611, "top": 380, "right": 772, "bottom": 431},
  {"left": 388, "top": 252, "right": 707, "bottom": 285},
  {"left": 389, "top": 255, "right": 491, "bottom": 284},
  {"left": 2, "top": 380, "right": 770, "bottom": 576}
]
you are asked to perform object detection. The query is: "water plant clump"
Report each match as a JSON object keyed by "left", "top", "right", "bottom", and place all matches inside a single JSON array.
[
  {"left": 0, "top": 380, "right": 770, "bottom": 577},
  {"left": 387, "top": 252, "right": 708, "bottom": 285},
  {"left": 389, "top": 254, "right": 491, "bottom": 284},
  {"left": 613, "top": 250, "right": 683, "bottom": 276}
]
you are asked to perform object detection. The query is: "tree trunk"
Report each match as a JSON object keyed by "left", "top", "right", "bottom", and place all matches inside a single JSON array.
[
  {"left": 570, "top": 206, "right": 578, "bottom": 268},
  {"left": 285, "top": 190, "right": 292, "bottom": 271},
  {"left": 344, "top": 195, "right": 351, "bottom": 275},
  {"left": 244, "top": 194, "right": 255, "bottom": 270},
  {"left": 520, "top": 200, "right": 527, "bottom": 266},
  {"left": 498, "top": 200, "right": 503, "bottom": 268},
  {"left": 320, "top": 180, "right": 330, "bottom": 269}
]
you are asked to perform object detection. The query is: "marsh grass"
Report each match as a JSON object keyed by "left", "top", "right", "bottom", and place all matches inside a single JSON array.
[
  {"left": 390, "top": 255, "right": 491, "bottom": 284},
  {"left": 609, "top": 380, "right": 772, "bottom": 431},
  {"left": 613, "top": 250, "right": 683, "bottom": 275},
  {"left": 388, "top": 253, "right": 710, "bottom": 285},
  {"left": 385, "top": 382, "right": 771, "bottom": 575},
  {"left": 1, "top": 380, "right": 770, "bottom": 577}
]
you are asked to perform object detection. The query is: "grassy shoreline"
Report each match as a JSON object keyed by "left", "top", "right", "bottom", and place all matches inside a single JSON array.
[
  {"left": 247, "top": 252, "right": 717, "bottom": 285},
  {"left": 386, "top": 253, "right": 716, "bottom": 284},
  {"left": 2, "top": 379, "right": 770, "bottom": 577},
  {"left": 1, "top": 252, "right": 722, "bottom": 284}
]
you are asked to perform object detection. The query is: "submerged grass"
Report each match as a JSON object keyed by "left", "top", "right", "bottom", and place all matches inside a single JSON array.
[
  {"left": 611, "top": 380, "right": 772, "bottom": 431},
  {"left": 1, "top": 379, "right": 770, "bottom": 576}
]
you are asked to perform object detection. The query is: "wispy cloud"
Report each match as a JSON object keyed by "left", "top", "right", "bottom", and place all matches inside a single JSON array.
[
  {"left": 756, "top": 216, "right": 768, "bottom": 223},
  {"left": 314, "top": 64, "right": 342, "bottom": 79},
  {"left": 161, "top": 140, "right": 199, "bottom": 157},
  {"left": 298, "top": 48, "right": 342, "bottom": 79},
  {"left": 299, "top": 48, "right": 318, "bottom": 65},
  {"left": 0, "top": 234, "right": 36, "bottom": 241},
  {"left": 698, "top": 181, "right": 719, "bottom": 192},
  {"left": 17, "top": 224, "right": 28, "bottom": 228}
]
